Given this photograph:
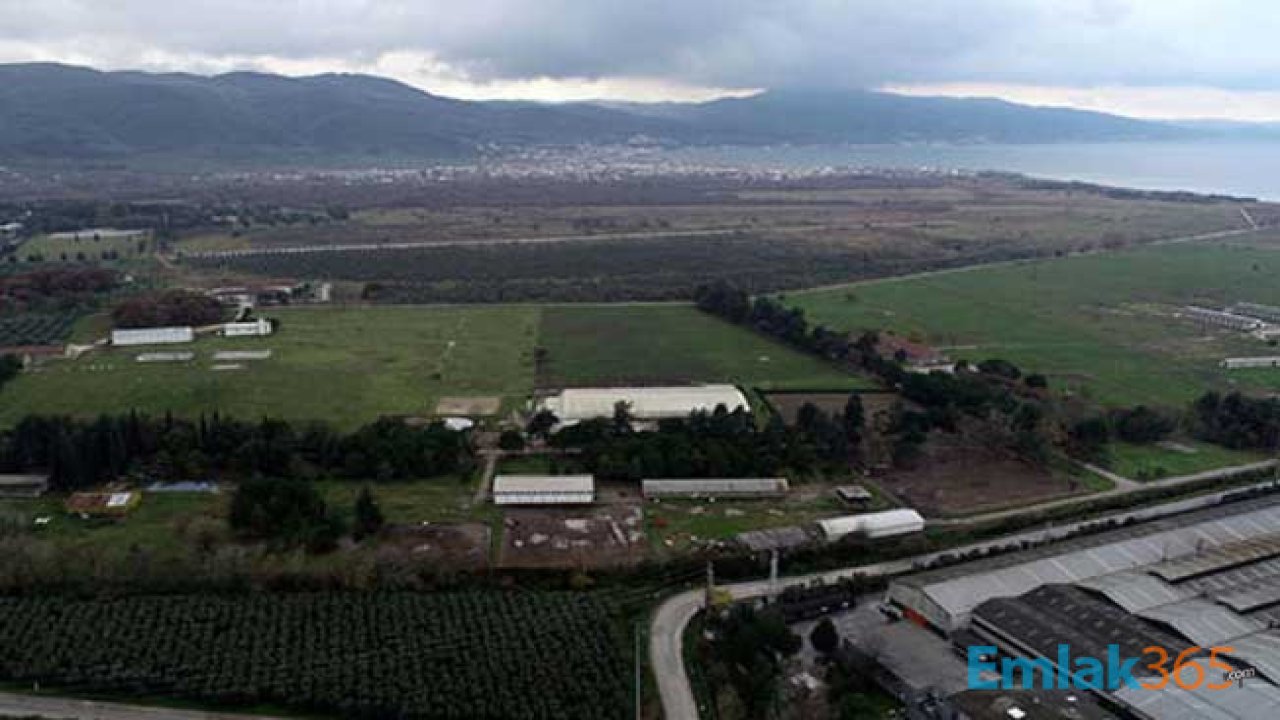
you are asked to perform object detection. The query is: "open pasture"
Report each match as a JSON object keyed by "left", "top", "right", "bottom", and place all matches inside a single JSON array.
[
  {"left": 791, "top": 241, "right": 1280, "bottom": 407},
  {"left": 0, "top": 305, "right": 538, "bottom": 429},
  {"left": 536, "top": 304, "right": 872, "bottom": 390}
]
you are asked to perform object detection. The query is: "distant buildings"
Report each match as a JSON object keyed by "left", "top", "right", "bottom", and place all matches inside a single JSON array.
[
  {"left": 0, "top": 474, "right": 49, "bottom": 498},
  {"left": 492, "top": 475, "right": 595, "bottom": 505},
  {"left": 222, "top": 318, "right": 274, "bottom": 337},
  {"left": 65, "top": 491, "right": 141, "bottom": 518},
  {"left": 538, "top": 384, "right": 749, "bottom": 427},
  {"left": 1221, "top": 356, "right": 1280, "bottom": 370},
  {"left": 642, "top": 478, "right": 789, "bottom": 500},
  {"left": 875, "top": 335, "right": 953, "bottom": 372},
  {"left": 1231, "top": 301, "right": 1280, "bottom": 324},
  {"left": 1182, "top": 305, "right": 1264, "bottom": 332},
  {"left": 111, "top": 326, "right": 194, "bottom": 346}
]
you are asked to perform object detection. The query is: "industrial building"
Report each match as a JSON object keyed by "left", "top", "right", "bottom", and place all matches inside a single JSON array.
[
  {"left": 538, "top": 384, "right": 748, "bottom": 426},
  {"left": 1221, "top": 356, "right": 1280, "bottom": 370},
  {"left": 881, "top": 497, "right": 1280, "bottom": 720},
  {"left": 0, "top": 474, "right": 49, "bottom": 498},
  {"left": 222, "top": 318, "right": 274, "bottom": 337},
  {"left": 1232, "top": 301, "right": 1280, "bottom": 323},
  {"left": 642, "top": 478, "right": 788, "bottom": 499},
  {"left": 817, "top": 509, "right": 925, "bottom": 541},
  {"left": 1182, "top": 305, "right": 1265, "bottom": 332},
  {"left": 65, "top": 491, "right": 142, "bottom": 517},
  {"left": 492, "top": 475, "right": 594, "bottom": 505},
  {"left": 111, "top": 326, "right": 194, "bottom": 346}
]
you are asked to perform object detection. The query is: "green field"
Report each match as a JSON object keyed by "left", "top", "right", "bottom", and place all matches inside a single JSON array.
[
  {"left": 0, "top": 303, "right": 870, "bottom": 428},
  {"left": 0, "top": 305, "right": 539, "bottom": 429},
  {"left": 21, "top": 231, "right": 153, "bottom": 261},
  {"left": 537, "top": 304, "right": 872, "bottom": 390},
  {"left": 1106, "top": 440, "right": 1266, "bottom": 481},
  {"left": 790, "top": 242, "right": 1280, "bottom": 407}
]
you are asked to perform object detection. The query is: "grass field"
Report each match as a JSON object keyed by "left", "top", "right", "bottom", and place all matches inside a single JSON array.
[
  {"left": 537, "top": 304, "right": 873, "bottom": 390},
  {"left": 0, "top": 305, "right": 539, "bottom": 429},
  {"left": 1106, "top": 440, "right": 1266, "bottom": 481},
  {"left": 21, "top": 231, "right": 152, "bottom": 261},
  {"left": 790, "top": 242, "right": 1280, "bottom": 407}
]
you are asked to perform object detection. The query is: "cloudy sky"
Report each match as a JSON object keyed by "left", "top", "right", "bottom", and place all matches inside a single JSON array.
[{"left": 3, "top": 0, "right": 1280, "bottom": 119}]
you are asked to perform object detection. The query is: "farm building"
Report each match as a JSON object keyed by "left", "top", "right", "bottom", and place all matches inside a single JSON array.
[
  {"left": 222, "top": 318, "right": 274, "bottom": 337},
  {"left": 642, "top": 478, "right": 788, "bottom": 499},
  {"left": 65, "top": 491, "right": 142, "bottom": 518},
  {"left": 492, "top": 475, "right": 594, "bottom": 505},
  {"left": 1182, "top": 305, "right": 1264, "bottom": 331},
  {"left": 111, "top": 326, "right": 194, "bottom": 346},
  {"left": 1231, "top": 301, "right": 1280, "bottom": 323},
  {"left": 0, "top": 474, "right": 49, "bottom": 498},
  {"left": 834, "top": 485, "right": 874, "bottom": 505},
  {"left": 1222, "top": 356, "right": 1280, "bottom": 369},
  {"left": 875, "top": 335, "right": 952, "bottom": 372},
  {"left": 539, "top": 384, "right": 748, "bottom": 426},
  {"left": 817, "top": 509, "right": 925, "bottom": 541}
]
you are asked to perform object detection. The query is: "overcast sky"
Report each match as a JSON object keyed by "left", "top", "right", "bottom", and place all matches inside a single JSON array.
[{"left": 3, "top": 0, "right": 1280, "bottom": 119}]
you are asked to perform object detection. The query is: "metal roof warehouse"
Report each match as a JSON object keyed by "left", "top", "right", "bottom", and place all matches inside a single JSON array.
[
  {"left": 642, "top": 478, "right": 788, "bottom": 499},
  {"left": 492, "top": 475, "right": 594, "bottom": 505},
  {"left": 539, "top": 385, "right": 748, "bottom": 424}
]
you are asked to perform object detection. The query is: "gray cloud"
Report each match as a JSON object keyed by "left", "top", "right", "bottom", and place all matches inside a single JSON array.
[{"left": 0, "top": 0, "right": 1277, "bottom": 92}]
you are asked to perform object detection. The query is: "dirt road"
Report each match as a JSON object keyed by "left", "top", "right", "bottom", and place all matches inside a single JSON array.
[{"left": 0, "top": 692, "right": 289, "bottom": 720}]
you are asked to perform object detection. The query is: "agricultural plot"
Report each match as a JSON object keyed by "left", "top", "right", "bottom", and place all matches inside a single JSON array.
[
  {"left": 1106, "top": 440, "right": 1266, "bottom": 481},
  {"left": 0, "top": 305, "right": 538, "bottom": 429},
  {"left": 21, "top": 230, "right": 151, "bottom": 262},
  {"left": 790, "top": 242, "right": 1280, "bottom": 407},
  {"left": 179, "top": 180, "right": 1253, "bottom": 304},
  {"left": 0, "top": 311, "right": 78, "bottom": 346},
  {"left": 0, "top": 592, "right": 632, "bottom": 720},
  {"left": 537, "top": 305, "right": 871, "bottom": 390}
]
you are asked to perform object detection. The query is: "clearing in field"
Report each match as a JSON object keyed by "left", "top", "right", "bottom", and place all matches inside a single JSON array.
[
  {"left": 790, "top": 241, "right": 1280, "bottom": 407},
  {"left": 0, "top": 305, "right": 538, "bottom": 429},
  {"left": 536, "top": 304, "right": 872, "bottom": 390},
  {"left": 1105, "top": 440, "right": 1266, "bottom": 481}
]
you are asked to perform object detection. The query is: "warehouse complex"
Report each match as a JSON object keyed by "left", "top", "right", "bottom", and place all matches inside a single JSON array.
[
  {"left": 881, "top": 497, "right": 1280, "bottom": 720},
  {"left": 538, "top": 384, "right": 748, "bottom": 426}
]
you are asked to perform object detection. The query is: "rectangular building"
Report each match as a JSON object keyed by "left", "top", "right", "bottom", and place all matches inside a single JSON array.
[
  {"left": 817, "top": 509, "right": 925, "bottom": 541},
  {"left": 1222, "top": 356, "right": 1280, "bottom": 370},
  {"left": 1183, "top": 305, "right": 1264, "bottom": 331},
  {"left": 0, "top": 474, "right": 49, "bottom": 498},
  {"left": 223, "top": 318, "right": 273, "bottom": 337},
  {"left": 642, "top": 478, "right": 788, "bottom": 499},
  {"left": 539, "top": 384, "right": 748, "bottom": 426},
  {"left": 492, "top": 475, "right": 594, "bottom": 505},
  {"left": 111, "top": 326, "right": 194, "bottom": 346}
]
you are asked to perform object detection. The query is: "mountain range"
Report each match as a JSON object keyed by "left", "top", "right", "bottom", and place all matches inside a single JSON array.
[{"left": 0, "top": 63, "right": 1210, "bottom": 165}]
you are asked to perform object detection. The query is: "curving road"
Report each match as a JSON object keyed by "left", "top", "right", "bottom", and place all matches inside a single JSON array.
[{"left": 650, "top": 466, "right": 1280, "bottom": 719}]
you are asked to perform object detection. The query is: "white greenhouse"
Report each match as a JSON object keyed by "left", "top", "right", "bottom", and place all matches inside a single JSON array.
[
  {"left": 111, "top": 326, "right": 194, "bottom": 346},
  {"left": 817, "top": 509, "right": 925, "bottom": 541},
  {"left": 539, "top": 385, "right": 748, "bottom": 425}
]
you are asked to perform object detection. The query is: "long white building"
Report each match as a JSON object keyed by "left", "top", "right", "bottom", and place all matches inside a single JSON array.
[
  {"left": 111, "top": 326, "right": 194, "bottom": 346},
  {"left": 642, "top": 478, "right": 788, "bottom": 499},
  {"left": 539, "top": 384, "right": 748, "bottom": 425},
  {"left": 817, "top": 509, "right": 925, "bottom": 541},
  {"left": 492, "top": 475, "right": 594, "bottom": 505},
  {"left": 1222, "top": 356, "right": 1280, "bottom": 370}
]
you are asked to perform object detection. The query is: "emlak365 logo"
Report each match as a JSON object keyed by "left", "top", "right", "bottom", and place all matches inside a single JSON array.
[{"left": 967, "top": 644, "right": 1257, "bottom": 691}]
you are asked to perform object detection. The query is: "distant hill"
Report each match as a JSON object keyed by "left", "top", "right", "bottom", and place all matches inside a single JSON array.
[{"left": 0, "top": 63, "right": 1203, "bottom": 165}]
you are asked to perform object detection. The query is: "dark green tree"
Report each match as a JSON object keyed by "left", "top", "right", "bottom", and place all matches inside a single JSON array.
[{"left": 353, "top": 485, "right": 385, "bottom": 541}]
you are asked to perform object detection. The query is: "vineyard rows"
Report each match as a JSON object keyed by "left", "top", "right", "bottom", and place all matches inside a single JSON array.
[
  {"left": 0, "top": 311, "right": 77, "bottom": 346},
  {"left": 0, "top": 592, "right": 631, "bottom": 719}
]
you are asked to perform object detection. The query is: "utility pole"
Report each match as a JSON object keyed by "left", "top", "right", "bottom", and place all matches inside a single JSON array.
[
  {"left": 634, "top": 620, "right": 642, "bottom": 720},
  {"left": 704, "top": 560, "right": 715, "bottom": 608}
]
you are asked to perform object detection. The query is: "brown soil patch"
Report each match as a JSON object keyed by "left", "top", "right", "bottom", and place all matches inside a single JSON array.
[
  {"left": 435, "top": 395, "right": 501, "bottom": 415},
  {"left": 498, "top": 504, "right": 647, "bottom": 569}
]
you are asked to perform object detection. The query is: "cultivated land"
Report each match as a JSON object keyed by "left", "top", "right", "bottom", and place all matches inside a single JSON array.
[
  {"left": 0, "top": 305, "right": 539, "bottom": 429},
  {"left": 536, "top": 304, "right": 871, "bottom": 390},
  {"left": 790, "top": 241, "right": 1280, "bottom": 407},
  {"left": 1106, "top": 439, "right": 1266, "bottom": 481}
]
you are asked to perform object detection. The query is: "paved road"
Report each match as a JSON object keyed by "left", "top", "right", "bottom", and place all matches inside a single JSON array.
[
  {"left": 650, "top": 470, "right": 1280, "bottom": 719},
  {"left": 0, "top": 692, "right": 288, "bottom": 720}
]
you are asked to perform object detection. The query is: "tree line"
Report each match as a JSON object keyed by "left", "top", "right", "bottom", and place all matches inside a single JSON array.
[
  {"left": 534, "top": 401, "right": 864, "bottom": 481},
  {"left": 1, "top": 413, "right": 472, "bottom": 492}
]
